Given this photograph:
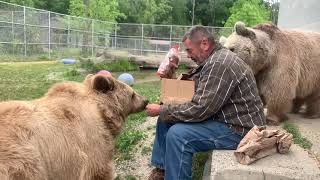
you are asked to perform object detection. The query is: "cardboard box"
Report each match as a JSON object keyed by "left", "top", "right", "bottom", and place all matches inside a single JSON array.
[{"left": 160, "top": 78, "right": 195, "bottom": 104}]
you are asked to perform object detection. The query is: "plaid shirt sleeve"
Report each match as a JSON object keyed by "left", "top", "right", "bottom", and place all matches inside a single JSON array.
[{"left": 159, "top": 50, "right": 238, "bottom": 122}]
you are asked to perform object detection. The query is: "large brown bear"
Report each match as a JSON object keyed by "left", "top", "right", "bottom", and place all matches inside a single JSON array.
[
  {"left": 0, "top": 74, "right": 148, "bottom": 180},
  {"left": 221, "top": 22, "right": 320, "bottom": 124}
]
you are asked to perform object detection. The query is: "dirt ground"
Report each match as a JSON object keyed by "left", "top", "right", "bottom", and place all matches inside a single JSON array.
[{"left": 115, "top": 117, "right": 157, "bottom": 179}]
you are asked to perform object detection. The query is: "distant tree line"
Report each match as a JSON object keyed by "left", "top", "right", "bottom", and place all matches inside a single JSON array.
[{"left": 2, "top": 0, "right": 280, "bottom": 27}]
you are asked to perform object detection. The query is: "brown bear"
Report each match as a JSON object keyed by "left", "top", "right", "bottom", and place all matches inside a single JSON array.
[
  {"left": 221, "top": 22, "right": 320, "bottom": 125},
  {"left": 0, "top": 74, "right": 148, "bottom": 180}
]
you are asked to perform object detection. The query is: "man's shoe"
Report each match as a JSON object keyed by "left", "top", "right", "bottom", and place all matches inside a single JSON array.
[{"left": 148, "top": 168, "right": 165, "bottom": 180}]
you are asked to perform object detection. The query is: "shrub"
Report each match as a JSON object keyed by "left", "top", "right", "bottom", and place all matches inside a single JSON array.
[{"left": 80, "top": 59, "right": 139, "bottom": 73}]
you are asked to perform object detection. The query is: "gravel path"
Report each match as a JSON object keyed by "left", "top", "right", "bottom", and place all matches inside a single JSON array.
[{"left": 115, "top": 117, "right": 158, "bottom": 179}]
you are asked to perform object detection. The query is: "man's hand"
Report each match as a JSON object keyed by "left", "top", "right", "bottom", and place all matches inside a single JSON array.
[{"left": 145, "top": 104, "right": 161, "bottom": 117}]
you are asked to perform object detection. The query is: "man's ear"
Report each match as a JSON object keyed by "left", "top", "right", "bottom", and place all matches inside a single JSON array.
[
  {"left": 92, "top": 75, "right": 115, "bottom": 93},
  {"left": 200, "top": 38, "right": 210, "bottom": 51}
]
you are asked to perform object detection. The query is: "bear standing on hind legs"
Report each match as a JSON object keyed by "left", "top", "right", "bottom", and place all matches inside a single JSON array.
[{"left": 221, "top": 22, "right": 320, "bottom": 125}]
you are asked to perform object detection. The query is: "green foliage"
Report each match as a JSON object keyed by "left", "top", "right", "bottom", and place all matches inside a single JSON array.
[
  {"left": 117, "top": 0, "right": 172, "bottom": 24},
  {"left": 69, "top": 0, "right": 85, "bottom": 17},
  {"left": 0, "top": 61, "right": 84, "bottom": 101},
  {"left": 283, "top": 121, "right": 312, "bottom": 150},
  {"left": 115, "top": 127, "right": 145, "bottom": 160},
  {"left": 45, "top": 0, "right": 70, "bottom": 14},
  {"left": 187, "top": 0, "right": 236, "bottom": 26},
  {"left": 192, "top": 151, "right": 210, "bottom": 180},
  {"left": 65, "top": 68, "right": 81, "bottom": 77},
  {"left": 95, "top": 60, "right": 139, "bottom": 72},
  {"left": 79, "top": 59, "right": 139, "bottom": 73},
  {"left": 3, "top": 0, "right": 280, "bottom": 33},
  {"left": 141, "top": 146, "right": 152, "bottom": 155},
  {"left": 2, "top": 0, "right": 38, "bottom": 7},
  {"left": 69, "top": 0, "right": 123, "bottom": 22},
  {"left": 134, "top": 82, "right": 160, "bottom": 104},
  {"left": 39, "top": 55, "right": 49, "bottom": 60},
  {"left": 224, "top": 0, "right": 270, "bottom": 27},
  {"left": 68, "top": 0, "right": 123, "bottom": 56},
  {"left": 115, "top": 175, "right": 137, "bottom": 180},
  {"left": 263, "top": 0, "right": 280, "bottom": 25},
  {"left": 169, "top": 0, "right": 189, "bottom": 25}
]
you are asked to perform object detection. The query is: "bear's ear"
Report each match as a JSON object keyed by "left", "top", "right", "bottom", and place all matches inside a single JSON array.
[
  {"left": 235, "top": 21, "right": 256, "bottom": 39},
  {"left": 254, "top": 23, "right": 279, "bottom": 39},
  {"left": 85, "top": 74, "right": 94, "bottom": 80},
  {"left": 92, "top": 75, "right": 115, "bottom": 93},
  {"left": 219, "top": 36, "right": 227, "bottom": 46}
]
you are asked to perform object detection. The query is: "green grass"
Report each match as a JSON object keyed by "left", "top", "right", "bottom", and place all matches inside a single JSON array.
[
  {"left": 115, "top": 174, "right": 137, "bottom": 180},
  {"left": 141, "top": 146, "right": 152, "bottom": 155},
  {"left": 0, "top": 61, "right": 83, "bottom": 101},
  {"left": 192, "top": 152, "right": 210, "bottom": 180},
  {"left": 283, "top": 121, "right": 312, "bottom": 150}
]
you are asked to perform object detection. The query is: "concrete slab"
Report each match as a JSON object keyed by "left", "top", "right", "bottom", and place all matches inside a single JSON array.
[{"left": 202, "top": 145, "right": 320, "bottom": 180}]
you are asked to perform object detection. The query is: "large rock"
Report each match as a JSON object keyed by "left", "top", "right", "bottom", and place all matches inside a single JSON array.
[{"left": 203, "top": 144, "right": 320, "bottom": 180}]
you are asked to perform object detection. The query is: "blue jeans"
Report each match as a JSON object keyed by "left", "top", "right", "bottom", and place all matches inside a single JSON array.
[{"left": 150, "top": 118, "right": 242, "bottom": 180}]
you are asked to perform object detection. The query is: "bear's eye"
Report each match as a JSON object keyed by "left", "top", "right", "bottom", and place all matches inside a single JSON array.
[
  {"left": 230, "top": 48, "right": 235, "bottom": 52},
  {"left": 131, "top": 93, "right": 135, "bottom": 99}
]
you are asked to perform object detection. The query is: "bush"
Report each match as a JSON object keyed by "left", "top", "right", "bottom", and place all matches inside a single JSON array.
[{"left": 80, "top": 59, "right": 139, "bottom": 73}]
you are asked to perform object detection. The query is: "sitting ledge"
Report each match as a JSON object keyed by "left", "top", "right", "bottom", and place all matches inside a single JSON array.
[{"left": 202, "top": 144, "right": 320, "bottom": 180}]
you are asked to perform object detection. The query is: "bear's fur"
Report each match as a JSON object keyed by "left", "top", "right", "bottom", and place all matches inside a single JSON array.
[
  {"left": 0, "top": 74, "right": 148, "bottom": 179},
  {"left": 221, "top": 22, "right": 320, "bottom": 124}
]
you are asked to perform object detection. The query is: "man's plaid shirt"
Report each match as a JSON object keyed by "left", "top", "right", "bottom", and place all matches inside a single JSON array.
[{"left": 159, "top": 45, "right": 266, "bottom": 136}]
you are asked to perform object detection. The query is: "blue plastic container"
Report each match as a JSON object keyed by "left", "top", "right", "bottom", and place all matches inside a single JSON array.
[
  {"left": 118, "top": 73, "right": 134, "bottom": 86},
  {"left": 61, "top": 58, "right": 76, "bottom": 65}
]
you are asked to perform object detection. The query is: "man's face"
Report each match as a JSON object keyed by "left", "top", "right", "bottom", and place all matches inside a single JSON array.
[{"left": 183, "top": 38, "right": 207, "bottom": 65}]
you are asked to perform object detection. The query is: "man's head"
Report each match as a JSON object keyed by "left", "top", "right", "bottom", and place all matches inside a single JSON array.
[{"left": 182, "top": 26, "right": 215, "bottom": 65}]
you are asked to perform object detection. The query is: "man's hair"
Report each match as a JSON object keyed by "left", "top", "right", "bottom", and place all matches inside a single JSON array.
[{"left": 182, "top": 26, "right": 215, "bottom": 45}]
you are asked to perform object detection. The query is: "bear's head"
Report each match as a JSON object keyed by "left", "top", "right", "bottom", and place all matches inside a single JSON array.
[
  {"left": 221, "top": 22, "right": 278, "bottom": 74},
  {"left": 83, "top": 74, "right": 149, "bottom": 136},
  {"left": 45, "top": 74, "right": 148, "bottom": 137},
  {"left": 85, "top": 74, "right": 148, "bottom": 115}
]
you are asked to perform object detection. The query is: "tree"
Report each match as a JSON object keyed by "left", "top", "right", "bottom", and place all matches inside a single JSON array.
[
  {"left": 1, "top": 0, "right": 40, "bottom": 7},
  {"left": 224, "top": 0, "right": 270, "bottom": 27},
  {"left": 264, "top": 0, "right": 280, "bottom": 25},
  {"left": 69, "top": 0, "right": 123, "bottom": 22},
  {"left": 117, "top": 0, "right": 172, "bottom": 24},
  {"left": 185, "top": 0, "right": 236, "bottom": 27},
  {"left": 169, "top": 0, "right": 189, "bottom": 25},
  {"left": 69, "top": 0, "right": 123, "bottom": 56},
  {"left": 40, "top": 0, "right": 70, "bottom": 14}
]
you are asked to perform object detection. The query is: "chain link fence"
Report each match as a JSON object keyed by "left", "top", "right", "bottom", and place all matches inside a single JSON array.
[{"left": 0, "top": 1, "right": 233, "bottom": 61}]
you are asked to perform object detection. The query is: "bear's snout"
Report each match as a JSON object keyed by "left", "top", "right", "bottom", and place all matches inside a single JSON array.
[{"left": 143, "top": 100, "right": 149, "bottom": 108}]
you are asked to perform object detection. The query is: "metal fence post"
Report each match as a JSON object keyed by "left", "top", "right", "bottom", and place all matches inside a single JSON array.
[
  {"left": 91, "top": 19, "right": 94, "bottom": 57},
  {"left": 48, "top": 11, "right": 51, "bottom": 59},
  {"left": 170, "top": 25, "right": 172, "bottom": 47},
  {"left": 11, "top": 11, "right": 14, "bottom": 55},
  {"left": 23, "top": 6, "right": 26, "bottom": 58},
  {"left": 114, "top": 23, "right": 117, "bottom": 49},
  {"left": 67, "top": 16, "right": 70, "bottom": 48},
  {"left": 141, "top": 24, "right": 144, "bottom": 55}
]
